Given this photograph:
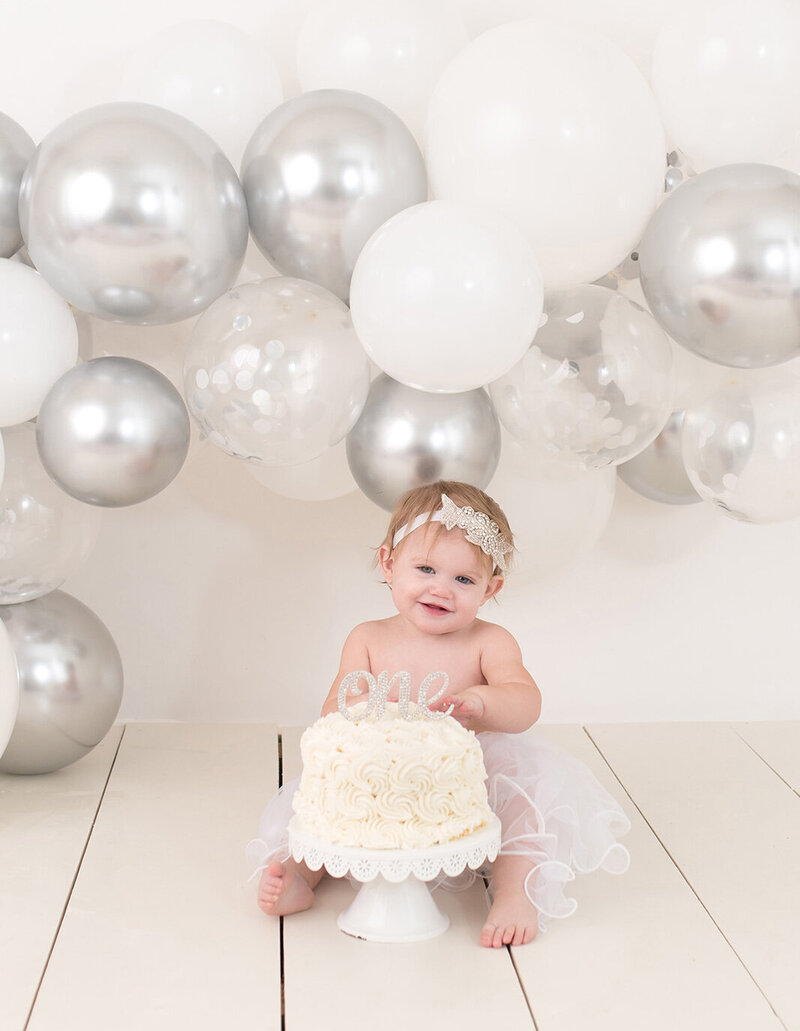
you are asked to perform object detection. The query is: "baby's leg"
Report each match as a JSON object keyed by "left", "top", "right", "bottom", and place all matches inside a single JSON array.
[
  {"left": 481, "top": 854, "right": 539, "bottom": 948},
  {"left": 258, "top": 859, "right": 324, "bottom": 917}
]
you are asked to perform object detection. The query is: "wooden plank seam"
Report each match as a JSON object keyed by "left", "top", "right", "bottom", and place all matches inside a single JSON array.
[
  {"left": 733, "top": 731, "right": 799, "bottom": 800},
  {"left": 23, "top": 725, "right": 127, "bottom": 1031},
  {"left": 582, "top": 726, "right": 788, "bottom": 1031}
]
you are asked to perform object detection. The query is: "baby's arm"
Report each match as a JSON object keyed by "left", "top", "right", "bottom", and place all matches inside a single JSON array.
[
  {"left": 441, "top": 626, "right": 541, "bottom": 734},
  {"left": 320, "top": 624, "right": 372, "bottom": 716}
]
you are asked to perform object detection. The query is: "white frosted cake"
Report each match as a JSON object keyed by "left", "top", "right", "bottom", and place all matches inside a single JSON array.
[{"left": 290, "top": 703, "right": 492, "bottom": 850}]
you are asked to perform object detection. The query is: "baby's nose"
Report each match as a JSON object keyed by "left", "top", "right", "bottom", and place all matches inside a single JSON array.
[{"left": 430, "top": 581, "right": 452, "bottom": 597}]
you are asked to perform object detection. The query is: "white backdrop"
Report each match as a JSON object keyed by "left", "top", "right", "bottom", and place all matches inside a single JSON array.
[{"left": 4, "top": 0, "right": 800, "bottom": 726}]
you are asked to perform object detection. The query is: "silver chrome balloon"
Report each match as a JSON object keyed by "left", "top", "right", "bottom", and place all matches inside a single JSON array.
[
  {"left": 617, "top": 410, "right": 700, "bottom": 505},
  {"left": 241, "top": 89, "right": 427, "bottom": 302},
  {"left": 639, "top": 163, "right": 800, "bottom": 368},
  {"left": 0, "top": 590, "right": 123, "bottom": 775},
  {"left": 346, "top": 374, "right": 501, "bottom": 510},
  {"left": 0, "top": 113, "right": 35, "bottom": 258},
  {"left": 36, "top": 356, "right": 190, "bottom": 507},
  {"left": 19, "top": 102, "right": 249, "bottom": 324}
]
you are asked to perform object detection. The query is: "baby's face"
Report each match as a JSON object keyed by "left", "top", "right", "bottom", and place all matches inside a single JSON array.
[{"left": 382, "top": 524, "right": 502, "bottom": 636}]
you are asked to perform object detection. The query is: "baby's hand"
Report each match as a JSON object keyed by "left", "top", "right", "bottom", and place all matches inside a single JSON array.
[{"left": 434, "top": 688, "right": 486, "bottom": 729}]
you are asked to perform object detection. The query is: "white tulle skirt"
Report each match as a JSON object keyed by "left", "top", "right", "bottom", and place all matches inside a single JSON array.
[{"left": 246, "top": 729, "right": 631, "bottom": 932}]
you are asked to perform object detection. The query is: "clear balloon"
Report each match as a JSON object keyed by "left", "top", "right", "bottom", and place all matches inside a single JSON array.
[
  {"left": 0, "top": 259, "right": 79, "bottom": 427},
  {"left": 120, "top": 20, "right": 283, "bottom": 168},
  {"left": 652, "top": 0, "right": 800, "bottom": 172},
  {"left": 346, "top": 373, "right": 501, "bottom": 510},
  {"left": 425, "top": 19, "right": 665, "bottom": 291},
  {"left": 349, "top": 201, "right": 543, "bottom": 393},
  {"left": 0, "top": 618, "right": 19, "bottom": 759},
  {"left": 639, "top": 163, "right": 800, "bottom": 369},
  {"left": 0, "top": 590, "right": 123, "bottom": 775},
  {"left": 19, "top": 102, "right": 249, "bottom": 324},
  {"left": 0, "top": 113, "right": 35, "bottom": 258},
  {"left": 0, "top": 423, "right": 103, "bottom": 604},
  {"left": 241, "top": 90, "right": 427, "bottom": 302},
  {"left": 618, "top": 410, "right": 700, "bottom": 506},
  {"left": 488, "top": 434, "right": 617, "bottom": 582},
  {"left": 36, "top": 357, "right": 191, "bottom": 507},
  {"left": 297, "top": 0, "right": 469, "bottom": 140},
  {"left": 247, "top": 440, "right": 357, "bottom": 502},
  {"left": 184, "top": 278, "right": 371, "bottom": 465},
  {"left": 682, "top": 371, "right": 800, "bottom": 523},
  {"left": 490, "top": 285, "right": 674, "bottom": 471}
]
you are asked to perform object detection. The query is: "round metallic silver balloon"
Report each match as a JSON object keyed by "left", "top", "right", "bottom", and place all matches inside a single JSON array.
[
  {"left": 639, "top": 163, "right": 800, "bottom": 368},
  {"left": 0, "top": 590, "right": 123, "bottom": 775},
  {"left": 617, "top": 410, "right": 700, "bottom": 505},
  {"left": 36, "top": 356, "right": 190, "bottom": 507},
  {"left": 241, "top": 89, "right": 427, "bottom": 302},
  {"left": 346, "top": 374, "right": 501, "bottom": 510},
  {"left": 0, "top": 113, "right": 35, "bottom": 258},
  {"left": 19, "top": 102, "right": 249, "bottom": 324}
]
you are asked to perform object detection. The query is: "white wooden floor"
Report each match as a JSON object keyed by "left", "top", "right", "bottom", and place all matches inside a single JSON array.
[{"left": 1, "top": 721, "right": 798, "bottom": 1031}]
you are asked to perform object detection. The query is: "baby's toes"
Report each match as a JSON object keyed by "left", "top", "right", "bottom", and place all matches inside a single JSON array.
[{"left": 502, "top": 924, "right": 516, "bottom": 946}]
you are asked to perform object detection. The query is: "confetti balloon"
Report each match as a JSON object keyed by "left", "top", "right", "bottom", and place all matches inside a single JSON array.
[
  {"left": 184, "top": 278, "right": 370, "bottom": 465},
  {"left": 0, "top": 590, "right": 123, "bottom": 775}
]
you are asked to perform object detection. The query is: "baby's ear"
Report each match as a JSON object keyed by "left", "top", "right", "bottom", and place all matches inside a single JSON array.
[
  {"left": 482, "top": 575, "right": 504, "bottom": 604},
  {"left": 378, "top": 544, "right": 394, "bottom": 583}
]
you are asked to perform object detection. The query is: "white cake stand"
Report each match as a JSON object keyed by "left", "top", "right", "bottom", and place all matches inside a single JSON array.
[{"left": 289, "top": 815, "right": 501, "bottom": 943}]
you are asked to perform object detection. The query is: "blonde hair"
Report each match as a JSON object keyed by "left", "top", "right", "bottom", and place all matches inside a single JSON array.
[{"left": 379, "top": 480, "right": 514, "bottom": 577}]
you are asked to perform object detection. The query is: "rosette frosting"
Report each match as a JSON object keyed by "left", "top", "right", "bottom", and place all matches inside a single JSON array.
[{"left": 291, "top": 703, "right": 492, "bottom": 849}]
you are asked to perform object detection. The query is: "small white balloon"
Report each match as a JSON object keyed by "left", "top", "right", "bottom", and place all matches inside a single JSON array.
[
  {"left": 652, "top": 0, "right": 800, "bottom": 171},
  {"left": 120, "top": 20, "right": 283, "bottom": 166},
  {"left": 297, "top": 0, "right": 469, "bottom": 139},
  {"left": 247, "top": 440, "right": 357, "bottom": 501},
  {"left": 350, "top": 201, "right": 543, "bottom": 393},
  {"left": 425, "top": 19, "right": 665, "bottom": 291},
  {"left": 0, "top": 259, "right": 79, "bottom": 427}
]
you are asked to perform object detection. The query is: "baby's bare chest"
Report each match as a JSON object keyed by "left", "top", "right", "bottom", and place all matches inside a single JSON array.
[{"left": 367, "top": 634, "right": 485, "bottom": 694}]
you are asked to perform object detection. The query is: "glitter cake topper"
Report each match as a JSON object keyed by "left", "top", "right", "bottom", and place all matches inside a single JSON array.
[{"left": 338, "top": 670, "right": 454, "bottom": 722}]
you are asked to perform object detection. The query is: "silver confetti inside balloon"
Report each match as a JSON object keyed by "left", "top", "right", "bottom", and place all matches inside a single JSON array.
[
  {"left": 19, "top": 102, "right": 249, "bottom": 324},
  {"left": 617, "top": 410, "right": 700, "bottom": 505},
  {"left": 0, "top": 113, "right": 35, "bottom": 258},
  {"left": 36, "top": 356, "right": 190, "bottom": 507},
  {"left": 0, "top": 590, "right": 123, "bottom": 775},
  {"left": 639, "top": 163, "right": 800, "bottom": 368},
  {"left": 346, "top": 374, "right": 501, "bottom": 510},
  {"left": 241, "top": 89, "right": 427, "bottom": 302}
]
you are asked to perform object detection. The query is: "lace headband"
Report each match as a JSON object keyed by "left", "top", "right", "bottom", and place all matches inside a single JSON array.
[{"left": 392, "top": 493, "right": 511, "bottom": 573}]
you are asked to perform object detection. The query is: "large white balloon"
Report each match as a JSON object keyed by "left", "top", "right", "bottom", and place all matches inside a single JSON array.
[
  {"left": 349, "top": 201, "right": 543, "bottom": 393},
  {"left": 121, "top": 20, "right": 283, "bottom": 168},
  {"left": 488, "top": 435, "right": 616, "bottom": 582},
  {"left": 682, "top": 370, "right": 800, "bottom": 524},
  {"left": 652, "top": 0, "right": 800, "bottom": 172},
  {"left": 0, "top": 618, "right": 19, "bottom": 759},
  {"left": 0, "top": 259, "right": 79, "bottom": 427},
  {"left": 425, "top": 19, "right": 665, "bottom": 291},
  {"left": 297, "top": 0, "right": 469, "bottom": 139}
]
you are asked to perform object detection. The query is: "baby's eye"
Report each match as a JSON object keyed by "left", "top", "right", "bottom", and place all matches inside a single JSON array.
[
  {"left": 418, "top": 565, "right": 435, "bottom": 574},
  {"left": 455, "top": 575, "right": 474, "bottom": 585}
]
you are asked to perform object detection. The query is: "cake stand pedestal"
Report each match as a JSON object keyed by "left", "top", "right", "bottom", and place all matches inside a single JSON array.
[{"left": 289, "top": 816, "right": 501, "bottom": 943}]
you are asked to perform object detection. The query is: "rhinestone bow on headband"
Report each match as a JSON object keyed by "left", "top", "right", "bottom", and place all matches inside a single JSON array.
[{"left": 392, "top": 493, "right": 512, "bottom": 572}]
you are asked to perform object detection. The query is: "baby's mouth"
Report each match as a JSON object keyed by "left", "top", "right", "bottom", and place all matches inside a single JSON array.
[{"left": 421, "top": 602, "right": 451, "bottom": 614}]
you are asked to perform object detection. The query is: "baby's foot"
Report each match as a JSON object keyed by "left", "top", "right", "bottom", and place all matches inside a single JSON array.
[
  {"left": 480, "top": 887, "right": 539, "bottom": 948},
  {"left": 258, "top": 861, "right": 315, "bottom": 917}
]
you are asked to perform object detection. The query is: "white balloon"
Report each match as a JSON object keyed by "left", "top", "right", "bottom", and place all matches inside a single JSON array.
[
  {"left": 297, "top": 0, "right": 469, "bottom": 139},
  {"left": 247, "top": 440, "right": 357, "bottom": 501},
  {"left": 120, "top": 20, "right": 283, "bottom": 166},
  {"left": 652, "top": 0, "right": 800, "bottom": 172},
  {"left": 425, "top": 19, "right": 665, "bottom": 291},
  {"left": 489, "top": 434, "right": 616, "bottom": 582},
  {"left": 350, "top": 201, "right": 543, "bottom": 393},
  {"left": 0, "top": 619, "right": 19, "bottom": 758},
  {"left": 0, "top": 259, "right": 79, "bottom": 427}
]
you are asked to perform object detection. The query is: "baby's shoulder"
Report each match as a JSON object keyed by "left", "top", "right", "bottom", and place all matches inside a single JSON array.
[
  {"left": 473, "top": 619, "right": 521, "bottom": 651},
  {"left": 347, "top": 616, "right": 400, "bottom": 643}
]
